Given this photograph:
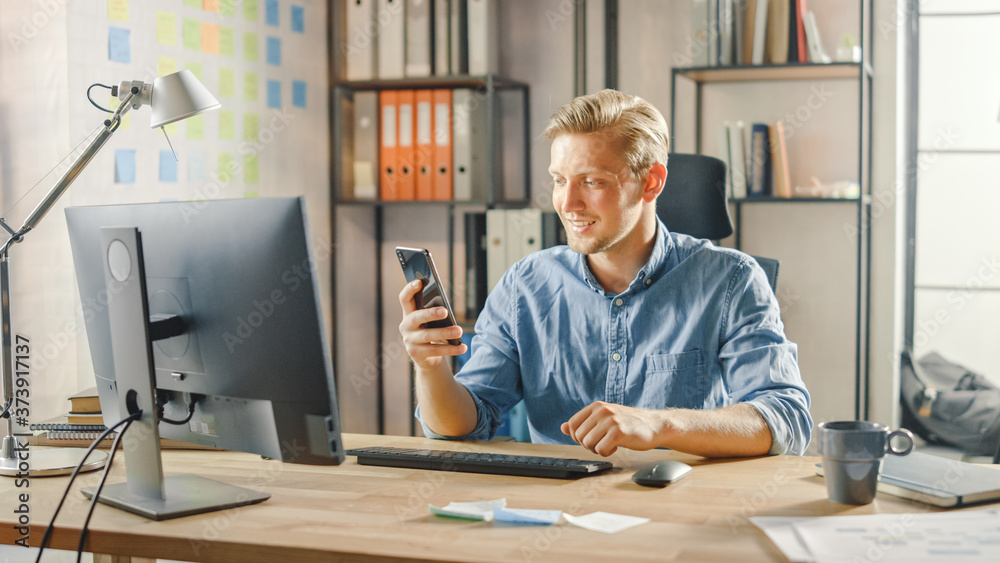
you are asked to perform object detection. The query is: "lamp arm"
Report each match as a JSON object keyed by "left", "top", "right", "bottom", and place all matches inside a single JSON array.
[
  {"left": 15, "top": 91, "right": 135, "bottom": 235},
  {"left": 0, "top": 91, "right": 134, "bottom": 448}
]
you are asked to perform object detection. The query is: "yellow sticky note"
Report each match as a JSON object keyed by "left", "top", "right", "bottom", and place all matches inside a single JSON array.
[
  {"left": 202, "top": 23, "right": 220, "bottom": 55},
  {"left": 220, "top": 26, "right": 235, "bottom": 57},
  {"left": 203, "top": 0, "right": 220, "bottom": 12},
  {"left": 244, "top": 113, "right": 259, "bottom": 142},
  {"left": 218, "top": 153, "right": 235, "bottom": 180},
  {"left": 243, "top": 72, "right": 258, "bottom": 101},
  {"left": 243, "top": 32, "right": 258, "bottom": 62},
  {"left": 244, "top": 0, "right": 258, "bottom": 21},
  {"left": 220, "top": 0, "right": 236, "bottom": 17},
  {"left": 186, "top": 62, "right": 203, "bottom": 82},
  {"left": 219, "top": 110, "right": 235, "bottom": 140},
  {"left": 108, "top": 0, "right": 129, "bottom": 22},
  {"left": 183, "top": 18, "right": 201, "bottom": 50},
  {"left": 157, "top": 56, "right": 177, "bottom": 77},
  {"left": 184, "top": 0, "right": 201, "bottom": 7},
  {"left": 186, "top": 114, "right": 204, "bottom": 139},
  {"left": 156, "top": 12, "right": 177, "bottom": 46},
  {"left": 109, "top": 95, "right": 130, "bottom": 130},
  {"left": 244, "top": 154, "right": 259, "bottom": 184},
  {"left": 164, "top": 122, "right": 178, "bottom": 136},
  {"left": 218, "top": 68, "right": 235, "bottom": 98}
]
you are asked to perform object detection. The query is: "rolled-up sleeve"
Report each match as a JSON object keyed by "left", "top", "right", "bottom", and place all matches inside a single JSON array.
[
  {"left": 719, "top": 259, "right": 813, "bottom": 455},
  {"left": 416, "top": 264, "right": 524, "bottom": 441}
]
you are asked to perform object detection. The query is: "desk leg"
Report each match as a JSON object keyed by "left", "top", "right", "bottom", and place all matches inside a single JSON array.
[{"left": 94, "top": 555, "right": 156, "bottom": 563}]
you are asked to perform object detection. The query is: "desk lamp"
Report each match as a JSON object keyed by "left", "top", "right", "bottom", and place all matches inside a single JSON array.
[{"left": 0, "top": 70, "right": 220, "bottom": 477}]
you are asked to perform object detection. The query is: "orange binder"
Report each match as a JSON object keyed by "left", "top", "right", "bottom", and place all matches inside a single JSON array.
[
  {"left": 415, "top": 90, "right": 434, "bottom": 200},
  {"left": 379, "top": 90, "right": 399, "bottom": 201},
  {"left": 396, "top": 90, "right": 417, "bottom": 200},
  {"left": 431, "top": 89, "right": 453, "bottom": 200}
]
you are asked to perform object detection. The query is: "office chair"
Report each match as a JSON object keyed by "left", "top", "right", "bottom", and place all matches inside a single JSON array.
[{"left": 656, "top": 153, "right": 780, "bottom": 291}]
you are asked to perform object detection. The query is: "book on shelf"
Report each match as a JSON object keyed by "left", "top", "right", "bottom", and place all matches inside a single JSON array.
[
  {"left": 765, "top": 0, "right": 789, "bottom": 64},
  {"left": 68, "top": 386, "right": 101, "bottom": 413},
  {"left": 768, "top": 121, "right": 792, "bottom": 198},
  {"left": 729, "top": 121, "right": 749, "bottom": 199},
  {"left": 747, "top": 122, "right": 772, "bottom": 197}
]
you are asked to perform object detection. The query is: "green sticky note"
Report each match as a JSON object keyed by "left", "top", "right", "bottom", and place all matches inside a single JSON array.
[
  {"left": 244, "top": 0, "right": 258, "bottom": 21},
  {"left": 156, "top": 12, "right": 177, "bottom": 46},
  {"left": 244, "top": 113, "right": 259, "bottom": 142},
  {"left": 186, "top": 62, "right": 203, "bottom": 82},
  {"left": 184, "top": 0, "right": 201, "bottom": 7},
  {"left": 219, "top": 110, "right": 235, "bottom": 140},
  {"left": 186, "top": 114, "right": 204, "bottom": 139},
  {"left": 243, "top": 32, "right": 258, "bottom": 62},
  {"left": 243, "top": 72, "right": 258, "bottom": 101},
  {"left": 220, "top": 26, "right": 235, "bottom": 57},
  {"left": 218, "top": 152, "right": 235, "bottom": 180},
  {"left": 183, "top": 18, "right": 201, "bottom": 50},
  {"left": 244, "top": 153, "right": 259, "bottom": 184},
  {"left": 219, "top": 68, "right": 235, "bottom": 98},
  {"left": 157, "top": 56, "right": 177, "bottom": 77},
  {"left": 221, "top": 0, "right": 236, "bottom": 17}
]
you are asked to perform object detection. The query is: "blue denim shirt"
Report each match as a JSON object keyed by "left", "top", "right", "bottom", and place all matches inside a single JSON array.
[{"left": 418, "top": 219, "right": 812, "bottom": 455}]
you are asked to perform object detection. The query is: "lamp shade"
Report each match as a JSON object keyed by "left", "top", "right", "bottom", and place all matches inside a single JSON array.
[{"left": 149, "top": 69, "right": 221, "bottom": 128}]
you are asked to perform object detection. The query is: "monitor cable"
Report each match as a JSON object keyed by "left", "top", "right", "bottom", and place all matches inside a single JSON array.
[
  {"left": 33, "top": 411, "right": 142, "bottom": 563},
  {"left": 157, "top": 394, "right": 197, "bottom": 425},
  {"left": 74, "top": 413, "right": 137, "bottom": 562}
]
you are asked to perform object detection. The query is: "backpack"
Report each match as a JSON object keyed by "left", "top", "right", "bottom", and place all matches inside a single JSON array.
[{"left": 900, "top": 348, "right": 1000, "bottom": 460}]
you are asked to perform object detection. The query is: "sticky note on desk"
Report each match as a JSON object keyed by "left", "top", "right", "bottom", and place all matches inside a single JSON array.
[
  {"left": 108, "top": 27, "right": 130, "bottom": 63},
  {"left": 429, "top": 498, "right": 507, "bottom": 521},
  {"left": 564, "top": 512, "right": 650, "bottom": 534},
  {"left": 493, "top": 508, "right": 562, "bottom": 526},
  {"left": 115, "top": 149, "right": 136, "bottom": 184}
]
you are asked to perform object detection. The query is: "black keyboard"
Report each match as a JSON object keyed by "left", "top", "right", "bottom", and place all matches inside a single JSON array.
[{"left": 346, "top": 446, "right": 614, "bottom": 479}]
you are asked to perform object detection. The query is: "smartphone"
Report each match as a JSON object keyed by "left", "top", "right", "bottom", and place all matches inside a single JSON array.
[{"left": 396, "top": 246, "right": 462, "bottom": 346}]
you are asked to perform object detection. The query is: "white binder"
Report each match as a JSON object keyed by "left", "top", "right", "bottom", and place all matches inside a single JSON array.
[
  {"left": 452, "top": 88, "right": 488, "bottom": 201},
  {"left": 433, "top": 0, "right": 451, "bottom": 75},
  {"left": 405, "top": 0, "right": 432, "bottom": 77},
  {"left": 505, "top": 208, "right": 542, "bottom": 266},
  {"left": 467, "top": 0, "right": 498, "bottom": 75},
  {"left": 377, "top": 0, "right": 406, "bottom": 79},
  {"left": 345, "top": 0, "right": 376, "bottom": 81},
  {"left": 353, "top": 92, "right": 379, "bottom": 200},
  {"left": 486, "top": 209, "right": 507, "bottom": 293}
]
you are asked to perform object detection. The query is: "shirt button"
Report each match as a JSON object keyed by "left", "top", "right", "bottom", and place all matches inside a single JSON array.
[
  {"left": 645, "top": 279, "right": 652, "bottom": 286},
  {"left": 612, "top": 353, "right": 622, "bottom": 361},
  {"left": 615, "top": 298, "right": 623, "bottom": 306}
]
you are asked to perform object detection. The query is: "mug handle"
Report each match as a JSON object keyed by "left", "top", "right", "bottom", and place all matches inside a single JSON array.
[{"left": 887, "top": 428, "right": 915, "bottom": 456}]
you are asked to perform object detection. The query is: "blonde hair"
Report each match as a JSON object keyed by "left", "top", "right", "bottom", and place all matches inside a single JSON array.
[{"left": 543, "top": 89, "right": 670, "bottom": 180}]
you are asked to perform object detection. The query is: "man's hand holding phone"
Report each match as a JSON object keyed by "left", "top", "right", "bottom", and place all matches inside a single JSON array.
[{"left": 398, "top": 280, "right": 467, "bottom": 370}]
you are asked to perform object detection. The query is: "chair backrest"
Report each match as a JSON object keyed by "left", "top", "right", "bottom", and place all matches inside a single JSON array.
[{"left": 656, "top": 153, "right": 779, "bottom": 291}]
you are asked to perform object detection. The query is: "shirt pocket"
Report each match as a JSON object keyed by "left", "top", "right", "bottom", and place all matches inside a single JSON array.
[{"left": 644, "top": 350, "right": 709, "bottom": 409}]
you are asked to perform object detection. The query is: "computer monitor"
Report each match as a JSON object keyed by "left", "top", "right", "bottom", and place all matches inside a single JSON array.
[{"left": 65, "top": 197, "right": 343, "bottom": 519}]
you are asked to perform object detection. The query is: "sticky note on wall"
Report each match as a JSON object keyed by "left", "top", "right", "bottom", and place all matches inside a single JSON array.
[
  {"left": 266, "top": 36, "right": 281, "bottom": 65},
  {"left": 291, "top": 6, "right": 304, "bottom": 33},
  {"left": 220, "top": 27, "right": 235, "bottom": 56},
  {"left": 186, "top": 114, "right": 204, "bottom": 139},
  {"left": 267, "top": 80, "right": 281, "bottom": 108},
  {"left": 244, "top": 113, "right": 259, "bottom": 142},
  {"left": 157, "top": 12, "right": 177, "bottom": 45},
  {"left": 158, "top": 56, "right": 177, "bottom": 77},
  {"left": 244, "top": 72, "right": 258, "bottom": 101},
  {"left": 159, "top": 150, "right": 179, "bottom": 183},
  {"left": 183, "top": 18, "right": 200, "bottom": 50},
  {"left": 245, "top": 153, "right": 259, "bottom": 184},
  {"left": 244, "top": 0, "right": 259, "bottom": 21},
  {"left": 266, "top": 0, "right": 279, "bottom": 26},
  {"left": 108, "top": 27, "right": 130, "bottom": 63},
  {"left": 292, "top": 80, "right": 306, "bottom": 108},
  {"left": 219, "top": 68, "right": 235, "bottom": 97},
  {"left": 204, "top": 0, "right": 221, "bottom": 12},
  {"left": 202, "top": 23, "right": 221, "bottom": 54},
  {"left": 244, "top": 32, "right": 258, "bottom": 61},
  {"left": 188, "top": 151, "right": 206, "bottom": 181},
  {"left": 219, "top": 110, "right": 235, "bottom": 139},
  {"left": 115, "top": 149, "right": 136, "bottom": 183},
  {"left": 108, "top": 0, "right": 129, "bottom": 22}
]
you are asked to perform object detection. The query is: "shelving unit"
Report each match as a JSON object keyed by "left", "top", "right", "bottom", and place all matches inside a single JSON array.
[
  {"left": 668, "top": 0, "right": 874, "bottom": 420},
  {"left": 329, "top": 74, "right": 531, "bottom": 435}
]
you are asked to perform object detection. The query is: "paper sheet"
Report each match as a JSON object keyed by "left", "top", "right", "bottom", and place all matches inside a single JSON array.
[
  {"left": 429, "top": 499, "right": 507, "bottom": 521},
  {"left": 564, "top": 512, "right": 651, "bottom": 534}
]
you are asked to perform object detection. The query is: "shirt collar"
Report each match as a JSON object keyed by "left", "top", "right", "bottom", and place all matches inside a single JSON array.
[{"left": 577, "top": 217, "right": 675, "bottom": 296}]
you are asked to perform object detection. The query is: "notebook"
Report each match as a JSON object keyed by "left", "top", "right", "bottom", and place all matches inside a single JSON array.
[{"left": 816, "top": 451, "right": 1000, "bottom": 508}]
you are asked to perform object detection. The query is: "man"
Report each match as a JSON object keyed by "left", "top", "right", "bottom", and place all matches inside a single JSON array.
[{"left": 398, "top": 89, "right": 811, "bottom": 458}]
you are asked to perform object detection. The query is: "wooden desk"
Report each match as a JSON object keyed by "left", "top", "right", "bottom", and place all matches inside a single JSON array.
[{"left": 0, "top": 433, "right": 969, "bottom": 562}]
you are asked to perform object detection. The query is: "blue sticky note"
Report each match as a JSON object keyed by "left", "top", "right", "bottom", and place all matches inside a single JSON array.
[
  {"left": 292, "top": 80, "right": 306, "bottom": 108},
  {"left": 187, "top": 151, "right": 206, "bottom": 181},
  {"left": 266, "top": 0, "right": 279, "bottom": 26},
  {"left": 108, "top": 27, "right": 130, "bottom": 63},
  {"left": 267, "top": 80, "right": 281, "bottom": 108},
  {"left": 159, "top": 150, "right": 178, "bottom": 182},
  {"left": 493, "top": 508, "right": 562, "bottom": 526},
  {"left": 291, "top": 5, "right": 304, "bottom": 32},
  {"left": 266, "top": 36, "right": 281, "bottom": 65},
  {"left": 114, "top": 149, "right": 136, "bottom": 183}
]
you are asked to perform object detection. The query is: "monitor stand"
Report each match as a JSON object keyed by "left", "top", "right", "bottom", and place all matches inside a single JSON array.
[{"left": 79, "top": 227, "right": 269, "bottom": 521}]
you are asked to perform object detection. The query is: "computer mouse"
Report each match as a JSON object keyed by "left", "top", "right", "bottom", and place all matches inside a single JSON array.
[{"left": 632, "top": 460, "right": 692, "bottom": 487}]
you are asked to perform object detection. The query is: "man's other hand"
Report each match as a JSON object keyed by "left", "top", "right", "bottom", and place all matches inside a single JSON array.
[{"left": 560, "top": 401, "right": 665, "bottom": 457}]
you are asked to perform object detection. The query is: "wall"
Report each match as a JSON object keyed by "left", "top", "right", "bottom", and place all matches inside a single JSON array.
[{"left": 0, "top": 0, "right": 329, "bottom": 423}]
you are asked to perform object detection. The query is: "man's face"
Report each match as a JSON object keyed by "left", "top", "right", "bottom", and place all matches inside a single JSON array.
[{"left": 549, "top": 133, "right": 646, "bottom": 257}]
